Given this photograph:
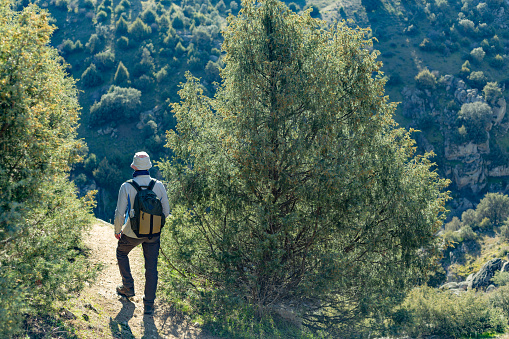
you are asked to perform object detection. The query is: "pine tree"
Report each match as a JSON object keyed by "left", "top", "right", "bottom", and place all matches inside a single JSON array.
[
  {"left": 114, "top": 61, "right": 130, "bottom": 85},
  {"left": 160, "top": 0, "right": 449, "bottom": 334}
]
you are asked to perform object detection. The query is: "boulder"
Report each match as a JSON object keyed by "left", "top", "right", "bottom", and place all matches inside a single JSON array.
[
  {"left": 472, "top": 258, "right": 504, "bottom": 290},
  {"left": 502, "top": 262, "right": 509, "bottom": 272},
  {"left": 466, "top": 273, "right": 474, "bottom": 290},
  {"left": 487, "top": 284, "right": 497, "bottom": 293},
  {"left": 493, "top": 98, "right": 506, "bottom": 125},
  {"left": 440, "top": 282, "right": 459, "bottom": 290},
  {"left": 458, "top": 281, "right": 469, "bottom": 291}
]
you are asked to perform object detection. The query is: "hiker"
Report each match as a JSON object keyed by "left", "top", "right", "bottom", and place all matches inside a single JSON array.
[{"left": 114, "top": 151, "right": 170, "bottom": 315}]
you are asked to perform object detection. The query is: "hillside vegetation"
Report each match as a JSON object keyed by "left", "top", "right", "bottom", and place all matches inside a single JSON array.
[{"left": 6, "top": 0, "right": 509, "bottom": 337}]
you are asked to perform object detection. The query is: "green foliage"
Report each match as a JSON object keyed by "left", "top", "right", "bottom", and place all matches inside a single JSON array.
[
  {"left": 492, "top": 271, "right": 509, "bottom": 286},
  {"left": 476, "top": 193, "right": 509, "bottom": 227},
  {"left": 445, "top": 216, "right": 461, "bottom": 231},
  {"left": 172, "top": 15, "right": 184, "bottom": 29},
  {"left": 393, "top": 286, "right": 506, "bottom": 337},
  {"left": 415, "top": 68, "right": 437, "bottom": 90},
  {"left": 141, "top": 8, "right": 157, "bottom": 24},
  {"left": 60, "top": 38, "right": 82, "bottom": 54},
  {"left": 93, "top": 157, "right": 122, "bottom": 189},
  {"left": 128, "top": 17, "right": 152, "bottom": 41},
  {"left": 114, "top": 61, "right": 130, "bottom": 85},
  {"left": 89, "top": 85, "right": 141, "bottom": 126},
  {"left": 471, "top": 46, "right": 486, "bottom": 63},
  {"left": 500, "top": 220, "right": 509, "bottom": 241},
  {"left": 489, "top": 54, "right": 505, "bottom": 68},
  {"left": 458, "top": 101, "right": 492, "bottom": 142},
  {"left": 81, "top": 63, "right": 103, "bottom": 87},
  {"left": 116, "top": 35, "right": 129, "bottom": 50},
  {"left": 85, "top": 33, "right": 101, "bottom": 54},
  {"left": 96, "top": 9, "right": 108, "bottom": 23},
  {"left": 115, "top": 16, "right": 129, "bottom": 34},
  {"left": 159, "top": 0, "right": 449, "bottom": 335},
  {"left": 0, "top": 3, "right": 96, "bottom": 336},
  {"left": 468, "top": 70, "right": 488, "bottom": 88},
  {"left": 94, "top": 49, "right": 115, "bottom": 70},
  {"left": 483, "top": 81, "right": 503, "bottom": 104}
]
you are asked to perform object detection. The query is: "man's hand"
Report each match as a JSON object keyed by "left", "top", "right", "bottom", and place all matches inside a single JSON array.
[{"left": 115, "top": 232, "right": 122, "bottom": 240}]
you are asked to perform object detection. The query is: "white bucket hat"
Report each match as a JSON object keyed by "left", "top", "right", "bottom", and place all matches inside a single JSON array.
[{"left": 131, "top": 151, "right": 152, "bottom": 170}]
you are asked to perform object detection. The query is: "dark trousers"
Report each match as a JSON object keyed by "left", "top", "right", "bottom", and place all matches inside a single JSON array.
[{"left": 116, "top": 234, "right": 160, "bottom": 305}]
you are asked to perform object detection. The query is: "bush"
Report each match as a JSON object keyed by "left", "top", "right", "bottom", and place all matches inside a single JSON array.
[
  {"left": 96, "top": 10, "right": 108, "bottom": 23},
  {"left": 458, "top": 101, "right": 492, "bottom": 142},
  {"left": 89, "top": 86, "right": 141, "bottom": 126},
  {"left": 483, "top": 82, "right": 502, "bottom": 104},
  {"left": 141, "top": 8, "right": 157, "bottom": 24},
  {"left": 492, "top": 271, "right": 509, "bottom": 286},
  {"left": 415, "top": 68, "right": 437, "bottom": 90},
  {"left": 116, "top": 16, "right": 128, "bottom": 34},
  {"left": 85, "top": 34, "right": 101, "bottom": 54},
  {"left": 394, "top": 286, "right": 507, "bottom": 337},
  {"left": 477, "top": 193, "right": 509, "bottom": 226},
  {"left": 500, "top": 221, "right": 509, "bottom": 241},
  {"left": 128, "top": 17, "right": 152, "bottom": 41},
  {"left": 468, "top": 70, "right": 488, "bottom": 89},
  {"left": 133, "top": 74, "right": 155, "bottom": 90},
  {"left": 490, "top": 54, "right": 505, "bottom": 68},
  {"left": 116, "top": 36, "right": 129, "bottom": 50},
  {"left": 114, "top": 61, "right": 130, "bottom": 85},
  {"left": 93, "top": 50, "right": 115, "bottom": 70},
  {"left": 80, "top": 63, "right": 102, "bottom": 88},
  {"left": 470, "top": 47, "right": 486, "bottom": 63},
  {"left": 93, "top": 157, "right": 122, "bottom": 190},
  {"left": 445, "top": 216, "right": 461, "bottom": 232}
]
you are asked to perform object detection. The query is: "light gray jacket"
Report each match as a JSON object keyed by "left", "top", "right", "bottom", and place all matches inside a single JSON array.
[{"left": 114, "top": 175, "right": 170, "bottom": 238}]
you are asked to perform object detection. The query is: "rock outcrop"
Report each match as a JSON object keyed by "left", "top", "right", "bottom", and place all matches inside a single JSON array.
[{"left": 472, "top": 258, "right": 505, "bottom": 290}]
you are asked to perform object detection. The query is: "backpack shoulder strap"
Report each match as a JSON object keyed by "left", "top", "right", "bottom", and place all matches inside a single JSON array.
[
  {"left": 127, "top": 179, "right": 142, "bottom": 192},
  {"left": 148, "top": 179, "right": 156, "bottom": 191}
]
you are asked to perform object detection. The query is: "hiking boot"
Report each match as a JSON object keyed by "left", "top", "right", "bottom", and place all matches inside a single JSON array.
[
  {"left": 116, "top": 285, "right": 135, "bottom": 298},
  {"left": 144, "top": 303, "right": 155, "bottom": 315}
]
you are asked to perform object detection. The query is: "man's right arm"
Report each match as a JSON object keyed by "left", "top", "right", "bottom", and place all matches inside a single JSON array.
[{"left": 114, "top": 183, "right": 128, "bottom": 236}]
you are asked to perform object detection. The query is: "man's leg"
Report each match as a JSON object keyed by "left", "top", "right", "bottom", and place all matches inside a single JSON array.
[
  {"left": 141, "top": 235, "right": 161, "bottom": 309},
  {"left": 116, "top": 235, "right": 143, "bottom": 295}
]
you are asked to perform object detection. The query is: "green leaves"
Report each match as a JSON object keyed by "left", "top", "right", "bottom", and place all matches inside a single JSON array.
[
  {"left": 160, "top": 0, "right": 449, "bottom": 335},
  {"left": 0, "top": 2, "right": 96, "bottom": 335}
]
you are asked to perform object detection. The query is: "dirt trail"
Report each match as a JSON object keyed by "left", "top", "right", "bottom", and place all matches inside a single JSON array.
[{"left": 62, "top": 219, "right": 215, "bottom": 339}]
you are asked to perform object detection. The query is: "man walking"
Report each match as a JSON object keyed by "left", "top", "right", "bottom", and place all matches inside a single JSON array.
[{"left": 114, "top": 151, "right": 170, "bottom": 315}]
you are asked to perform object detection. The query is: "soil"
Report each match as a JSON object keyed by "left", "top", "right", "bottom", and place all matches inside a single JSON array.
[{"left": 61, "top": 219, "right": 217, "bottom": 339}]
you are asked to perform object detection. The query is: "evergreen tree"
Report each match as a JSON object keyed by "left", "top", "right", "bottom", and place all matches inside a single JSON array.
[
  {"left": 114, "top": 61, "right": 130, "bottom": 85},
  {"left": 81, "top": 63, "right": 103, "bottom": 87},
  {"left": 128, "top": 17, "right": 152, "bottom": 41},
  {"left": 0, "top": 2, "right": 95, "bottom": 336},
  {"left": 160, "top": 0, "right": 449, "bottom": 334},
  {"left": 116, "top": 15, "right": 129, "bottom": 34}
]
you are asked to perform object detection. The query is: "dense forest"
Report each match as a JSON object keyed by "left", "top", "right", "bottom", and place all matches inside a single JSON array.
[{"left": 4, "top": 0, "right": 509, "bottom": 337}]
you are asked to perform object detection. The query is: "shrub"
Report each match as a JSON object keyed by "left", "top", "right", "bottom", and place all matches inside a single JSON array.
[
  {"left": 470, "top": 47, "right": 486, "bottom": 62},
  {"left": 476, "top": 193, "right": 509, "bottom": 226},
  {"left": 116, "top": 16, "right": 128, "bottom": 34},
  {"left": 500, "top": 221, "right": 509, "bottom": 241},
  {"left": 172, "top": 15, "right": 184, "bottom": 29},
  {"left": 93, "top": 157, "right": 122, "bottom": 190},
  {"left": 114, "top": 61, "right": 130, "bottom": 85},
  {"left": 142, "top": 8, "right": 157, "bottom": 24},
  {"left": 93, "top": 50, "right": 115, "bottom": 70},
  {"left": 483, "top": 82, "right": 502, "bottom": 104},
  {"left": 458, "top": 18, "right": 476, "bottom": 35},
  {"left": 394, "top": 286, "right": 507, "bottom": 337},
  {"left": 462, "top": 208, "right": 478, "bottom": 228},
  {"left": 415, "top": 68, "right": 437, "bottom": 90},
  {"left": 80, "top": 63, "right": 102, "bottom": 87},
  {"left": 490, "top": 54, "right": 505, "bottom": 68},
  {"left": 133, "top": 74, "right": 155, "bottom": 90},
  {"left": 492, "top": 271, "right": 509, "bottom": 286},
  {"left": 468, "top": 70, "right": 487, "bottom": 89},
  {"left": 116, "top": 36, "right": 129, "bottom": 50},
  {"left": 128, "top": 17, "right": 152, "bottom": 41},
  {"left": 85, "top": 34, "right": 101, "bottom": 54},
  {"left": 458, "top": 101, "right": 492, "bottom": 142},
  {"left": 445, "top": 216, "right": 462, "bottom": 232},
  {"left": 155, "top": 66, "right": 168, "bottom": 83},
  {"left": 96, "top": 10, "right": 108, "bottom": 23},
  {"left": 459, "top": 225, "right": 477, "bottom": 241},
  {"left": 89, "top": 86, "right": 141, "bottom": 126}
]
